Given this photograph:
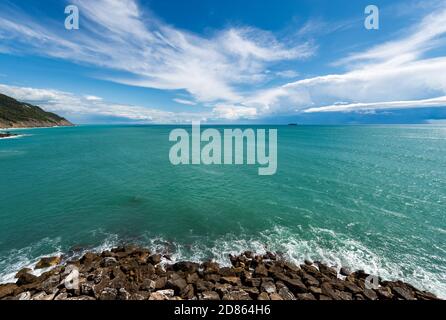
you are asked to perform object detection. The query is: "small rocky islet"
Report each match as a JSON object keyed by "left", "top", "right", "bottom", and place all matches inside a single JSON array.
[
  {"left": 0, "top": 246, "right": 440, "bottom": 301},
  {"left": 0, "top": 132, "right": 18, "bottom": 139}
]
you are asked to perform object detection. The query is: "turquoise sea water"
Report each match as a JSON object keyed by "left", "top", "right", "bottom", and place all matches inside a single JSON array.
[{"left": 0, "top": 125, "right": 445, "bottom": 297}]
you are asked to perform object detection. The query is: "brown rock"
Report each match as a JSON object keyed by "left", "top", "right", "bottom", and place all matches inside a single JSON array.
[
  {"left": 35, "top": 256, "right": 61, "bottom": 269},
  {"left": 186, "top": 272, "right": 200, "bottom": 284},
  {"left": 392, "top": 286, "right": 415, "bottom": 300},
  {"left": 173, "top": 262, "right": 199, "bottom": 274},
  {"left": 416, "top": 291, "right": 438, "bottom": 300},
  {"left": 363, "top": 288, "right": 378, "bottom": 300},
  {"left": 260, "top": 279, "right": 276, "bottom": 294},
  {"left": 337, "top": 291, "right": 353, "bottom": 300},
  {"left": 99, "top": 287, "right": 118, "bottom": 300},
  {"left": 318, "top": 264, "right": 337, "bottom": 278},
  {"left": 302, "top": 272, "right": 320, "bottom": 287},
  {"left": 258, "top": 292, "right": 270, "bottom": 300},
  {"left": 155, "top": 277, "right": 167, "bottom": 289},
  {"left": 0, "top": 283, "right": 18, "bottom": 299},
  {"left": 309, "top": 286, "right": 322, "bottom": 295},
  {"left": 215, "top": 283, "right": 232, "bottom": 296},
  {"left": 16, "top": 271, "right": 38, "bottom": 286},
  {"left": 195, "top": 279, "right": 214, "bottom": 292},
  {"left": 343, "top": 281, "right": 362, "bottom": 294},
  {"left": 203, "top": 261, "right": 220, "bottom": 274},
  {"left": 221, "top": 276, "right": 241, "bottom": 286},
  {"left": 304, "top": 259, "right": 313, "bottom": 266},
  {"left": 321, "top": 282, "right": 340, "bottom": 300},
  {"left": 100, "top": 257, "right": 118, "bottom": 267},
  {"left": 269, "top": 293, "right": 283, "bottom": 300},
  {"left": 167, "top": 277, "right": 188, "bottom": 294},
  {"left": 32, "top": 292, "right": 56, "bottom": 300},
  {"left": 199, "top": 291, "right": 220, "bottom": 300},
  {"left": 340, "top": 267, "right": 351, "bottom": 276},
  {"left": 148, "top": 254, "right": 162, "bottom": 265},
  {"left": 204, "top": 273, "right": 221, "bottom": 283},
  {"left": 181, "top": 284, "right": 195, "bottom": 299},
  {"left": 223, "top": 290, "right": 252, "bottom": 300},
  {"left": 243, "top": 287, "right": 260, "bottom": 299},
  {"left": 297, "top": 293, "right": 316, "bottom": 300},
  {"left": 278, "top": 286, "right": 296, "bottom": 300},
  {"left": 376, "top": 287, "right": 393, "bottom": 299},
  {"left": 245, "top": 277, "right": 261, "bottom": 288},
  {"left": 276, "top": 274, "right": 307, "bottom": 294},
  {"left": 254, "top": 264, "right": 268, "bottom": 277}
]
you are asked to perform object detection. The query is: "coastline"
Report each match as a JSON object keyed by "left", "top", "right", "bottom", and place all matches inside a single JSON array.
[{"left": 0, "top": 245, "right": 440, "bottom": 301}]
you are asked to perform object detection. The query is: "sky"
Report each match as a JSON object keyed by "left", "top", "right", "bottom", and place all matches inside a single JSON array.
[{"left": 0, "top": 0, "right": 446, "bottom": 124}]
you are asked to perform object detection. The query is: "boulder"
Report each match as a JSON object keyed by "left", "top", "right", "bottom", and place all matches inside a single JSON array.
[
  {"left": 260, "top": 280, "right": 276, "bottom": 294},
  {"left": 32, "top": 292, "right": 56, "bottom": 300},
  {"left": 100, "top": 257, "right": 118, "bottom": 267},
  {"left": 155, "top": 277, "right": 167, "bottom": 289},
  {"left": 222, "top": 290, "right": 252, "bottom": 300},
  {"left": 340, "top": 267, "right": 351, "bottom": 276},
  {"left": 167, "top": 277, "right": 188, "bottom": 294},
  {"left": 278, "top": 286, "right": 296, "bottom": 300},
  {"left": 172, "top": 262, "right": 199, "bottom": 274},
  {"left": 16, "top": 291, "right": 32, "bottom": 300},
  {"left": 99, "top": 287, "right": 118, "bottom": 300},
  {"left": 148, "top": 254, "right": 162, "bottom": 265},
  {"left": 257, "top": 292, "right": 270, "bottom": 300},
  {"left": 35, "top": 256, "right": 61, "bottom": 269},
  {"left": 254, "top": 264, "right": 268, "bottom": 277},
  {"left": 392, "top": 286, "right": 415, "bottom": 300},
  {"left": 0, "top": 284, "right": 18, "bottom": 299},
  {"left": 199, "top": 291, "right": 220, "bottom": 300},
  {"left": 296, "top": 293, "right": 316, "bottom": 300},
  {"left": 16, "top": 272, "right": 38, "bottom": 286},
  {"left": 221, "top": 276, "right": 241, "bottom": 286},
  {"left": 269, "top": 293, "right": 283, "bottom": 300}
]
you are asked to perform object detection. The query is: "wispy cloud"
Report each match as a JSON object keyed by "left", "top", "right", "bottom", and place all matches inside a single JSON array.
[
  {"left": 0, "top": 83, "right": 202, "bottom": 123},
  {"left": 305, "top": 96, "right": 446, "bottom": 113},
  {"left": 0, "top": 0, "right": 445, "bottom": 121},
  {"left": 173, "top": 98, "right": 197, "bottom": 106},
  {"left": 0, "top": 0, "right": 314, "bottom": 106}
]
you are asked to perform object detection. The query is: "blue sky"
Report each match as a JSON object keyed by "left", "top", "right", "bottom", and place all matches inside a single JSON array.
[{"left": 0, "top": 0, "right": 446, "bottom": 124}]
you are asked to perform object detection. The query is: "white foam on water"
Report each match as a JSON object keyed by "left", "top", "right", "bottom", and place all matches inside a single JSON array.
[
  {"left": 1, "top": 227, "right": 444, "bottom": 299},
  {"left": 0, "top": 237, "right": 63, "bottom": 284},
  {"left": 0, "top": 134, "right": 30, "bottom": 140}
]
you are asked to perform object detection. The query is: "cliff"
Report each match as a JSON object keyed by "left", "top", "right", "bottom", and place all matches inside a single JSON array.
[{"left": 0, "top": 93, "right": 73, "bottom": 129}]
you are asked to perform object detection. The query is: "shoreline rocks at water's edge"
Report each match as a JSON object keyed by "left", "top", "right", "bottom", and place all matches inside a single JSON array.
[
  {"left": 0, "top": 246, "right": 440, "bottom": 301},
  {"left": 0, "top": 132, "right": 18, "bottom": 139}
]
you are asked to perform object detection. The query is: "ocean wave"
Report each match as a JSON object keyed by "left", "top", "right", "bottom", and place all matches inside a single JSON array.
[{"left": 0, "top": 134, "right": 29, "bottom": 140}]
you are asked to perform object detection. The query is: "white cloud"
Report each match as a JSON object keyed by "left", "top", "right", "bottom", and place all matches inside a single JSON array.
[
  {"left": 84, "top": 95, "right": 103, "bottom": 101},
  {"left": 212, "top": 104, "right": 257, "bottom": 120},
  {"left": 0, "top": 83, "right": 203, "bottom": 123},
  {"left": 238, "top": 7, "right": 446, "bottom": 117},
  {"left": 173, "top": 98, "right": 197, "bottom": 106},
  {"left": 275, "top": 70, "right": 300, "bottom": 78},
  {"left": 0, "top": 0, "right": 314, "bottom": 106},
  {"left": 305, "top": 96, "right": 446, "bottom": 113}
]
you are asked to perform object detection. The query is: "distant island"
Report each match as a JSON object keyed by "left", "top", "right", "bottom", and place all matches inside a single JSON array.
[{"left": 0, "top": 93, "right": 73, "bottom": 129}]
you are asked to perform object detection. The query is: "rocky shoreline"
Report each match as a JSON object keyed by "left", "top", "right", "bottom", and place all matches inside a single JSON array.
[
  {"left": 0, "top": 131, "right": 18, "bottom": 139},
  {"left": 0, "top": 246, "right": 440, "bottom": 301}
]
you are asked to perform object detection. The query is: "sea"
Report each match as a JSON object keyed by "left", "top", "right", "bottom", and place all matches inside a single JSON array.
[{"left": 0, "top": 125, "right": 445, "bottom": 297}]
